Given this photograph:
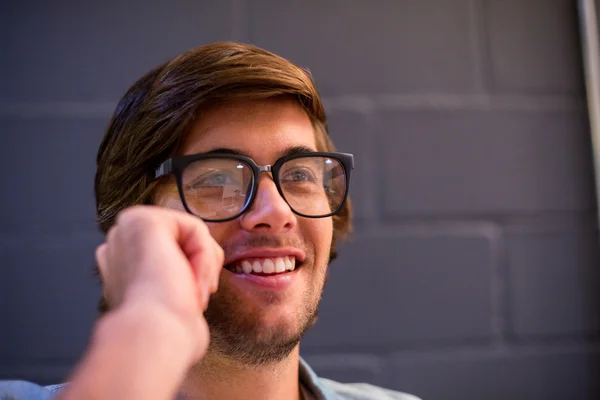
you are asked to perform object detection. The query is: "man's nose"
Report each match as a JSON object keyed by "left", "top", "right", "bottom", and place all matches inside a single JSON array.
[{"left": 239, "top": 175, "right": 297, "bottom": 233}]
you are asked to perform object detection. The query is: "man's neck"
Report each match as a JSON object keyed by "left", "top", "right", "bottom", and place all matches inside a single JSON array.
[{"left": 179, "top": 345, "right": 301, "bottom": 400}]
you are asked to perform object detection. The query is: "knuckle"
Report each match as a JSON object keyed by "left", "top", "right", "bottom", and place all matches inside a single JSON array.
[
  {"left": 196, "top": 220, "right": 210, "bottom": 237},
  {"left": 116, "top": 205, "right": 144, "bottom": 224},
  {"left": 216, "top": 244, "right": 225, "bottom": 262},
  {"left": 189, "top": 213, "right": 209, "bottom": 235},
  {"left": 106, "top": 223, "right": 118, "bottom": 243},
  {"left": 94, "top": 245, "right": 104, "bottom": 264},
  {"left": 95, "top": 245, "right": 108, "bottom": 276},
  {"left": 116, "top": 206, "right": 154, "bottom": 234},
  {"left": 188, "top": 216, "right": 210, "bottom": 240}
]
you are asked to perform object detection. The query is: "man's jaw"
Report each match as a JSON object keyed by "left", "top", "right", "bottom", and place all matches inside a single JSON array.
[{"left": 202, "top": 247, "right": 323, "bottom": 367}]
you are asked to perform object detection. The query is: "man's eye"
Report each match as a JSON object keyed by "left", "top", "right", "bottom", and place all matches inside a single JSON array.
[
  {"left": 196, "top": 172, "right": 232, "bottom": 186},
  {"left": 282, "top": 169, "right": 316, "bottom": 183}
]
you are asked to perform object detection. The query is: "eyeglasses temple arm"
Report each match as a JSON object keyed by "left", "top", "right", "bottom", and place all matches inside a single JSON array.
[{"left": 153, "top": 159, "right": 173, "bottom": 180}]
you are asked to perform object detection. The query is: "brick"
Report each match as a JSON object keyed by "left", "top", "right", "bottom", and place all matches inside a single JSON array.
[
  {"left": 3, "top": 1, "right": 231, "bottom": 102},
  {"left": 327, "top": 111, "right": 372, "bottom": 222},
  {"left": 0, "top": 117, "right": 106, "bottom": 232},
  {"left": 0, "top": 4, "right": 8, "bottom": 102},
  {"left": 506, "top": 230, "right": 600, "bottom": 338},
  {"left": 301, "top": 228, "right": 496, "bottom": 349},
  {"left": 484, "top": 0, "right": 584, "bottom": 94},
  {"left": 301, "top": 354, "right": 385, "bottom": 386},
  {"left": 2, "top": 232, "right": 103, "bottom": 361},
  {"left": 249, "top": 0, "right": 476, "bottom": 95},
  {"left": 378, "top": 110, "right": 595, "bottom": 216},
  {"left": 388, "top": 348, "right": 600, "bottom": 400}
]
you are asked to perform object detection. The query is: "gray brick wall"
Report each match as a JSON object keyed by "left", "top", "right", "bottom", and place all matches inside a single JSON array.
[{"left": 2, "top": 1, "right": 599, "bottom": 399}]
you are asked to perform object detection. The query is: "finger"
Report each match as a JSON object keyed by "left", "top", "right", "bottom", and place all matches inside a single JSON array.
[
  {"left": 209, "top": 240, "right": 224, "bottom": 293},
  {"left": 105, "top": 223, "right": 118, "bottom": 246},
  {"left": 190, "top": 238, "right": 222, "bottom": 308},
  {"left": 95, "top": 243, "right": 109, "bottom": 279},
  {"left": 115, "top": 207, "right": 221, "bottom": 309},
  {"left": 164, "top": 210, "right": 221, "bottom": 270},
  {"left": 194, "top": 238, "right": 221, "bottom": 306},
  {"left": 95, "top": 242, "right": 114, "bottom": 307},
  {"left": 116, "top": 206, "right": 211, "bottom": 279},
  {"left": 204, "top": 237, "right": 224, "bottom": 294},
  {"left": 157, "top": 209, "right": 223, "bottom": 302}
]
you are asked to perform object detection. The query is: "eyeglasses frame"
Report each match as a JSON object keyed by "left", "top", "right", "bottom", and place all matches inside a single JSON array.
[{"left": 152, "top": 151, "right": 354, "bottom": 223}]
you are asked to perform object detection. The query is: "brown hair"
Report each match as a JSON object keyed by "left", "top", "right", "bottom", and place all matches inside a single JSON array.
[{"left": 95, "top": 42, "right": 352, "bottom": 310}]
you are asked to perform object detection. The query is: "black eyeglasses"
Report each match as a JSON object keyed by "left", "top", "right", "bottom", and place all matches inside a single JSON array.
[{"left": 152, "top": 152, "right": 354, "bottom": 222}]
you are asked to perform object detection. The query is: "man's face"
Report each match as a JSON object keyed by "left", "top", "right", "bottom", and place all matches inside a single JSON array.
[{"left": 155, "top": 98, "right": 333, "bottom": 365}]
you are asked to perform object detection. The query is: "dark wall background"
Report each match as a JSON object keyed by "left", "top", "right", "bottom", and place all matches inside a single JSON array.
[{"left": 2, "top": 1, "right": 600, "bottom": 399}]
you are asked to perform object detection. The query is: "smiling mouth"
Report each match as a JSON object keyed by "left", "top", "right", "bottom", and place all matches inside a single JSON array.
[{"left": 224, "top": 256, "right": 299, "bottom": 276}]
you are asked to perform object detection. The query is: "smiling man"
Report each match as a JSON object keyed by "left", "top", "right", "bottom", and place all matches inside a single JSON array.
[
  {"left": 163, "top": 99, "right": 344, "bottom": 371},
  {"left": 1, "top": 42, "right": 419, "bottom": 400}
]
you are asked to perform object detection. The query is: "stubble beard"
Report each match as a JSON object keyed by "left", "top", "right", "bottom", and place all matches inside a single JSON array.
[{"left": 203, "top": 262, "right": 327, "bottom": 367}]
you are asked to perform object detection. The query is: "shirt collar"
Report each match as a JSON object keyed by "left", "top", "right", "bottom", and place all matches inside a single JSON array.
[
  {"left": 47, "top": 358, "right": 338, "bottom": 399},
  {"left": 298, "top": 357, "right": 337, "bottom": 400}
]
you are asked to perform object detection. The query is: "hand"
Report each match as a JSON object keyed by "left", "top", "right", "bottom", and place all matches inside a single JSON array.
[{"left": 96, "top": 205, "right": 224, "bottom": 363}]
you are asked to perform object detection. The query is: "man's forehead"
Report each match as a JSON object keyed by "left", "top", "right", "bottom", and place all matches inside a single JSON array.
[
  {"left": 186, "top": 145, "right": 317, "bottom": 160},
  {"left": 181, "top": 98, "right": 318, "bottom": 157}
]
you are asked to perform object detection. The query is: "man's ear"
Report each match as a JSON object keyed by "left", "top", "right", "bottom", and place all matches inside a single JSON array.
[{"left": 328, "top": 244, "right": 337, "bottom": 264}]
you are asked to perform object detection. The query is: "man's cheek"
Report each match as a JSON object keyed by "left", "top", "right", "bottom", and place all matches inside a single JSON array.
[{"left": 204, "top": 222, "right": 233, "bottom": 247}]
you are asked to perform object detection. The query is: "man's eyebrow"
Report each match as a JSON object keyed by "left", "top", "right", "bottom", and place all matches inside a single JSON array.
[
  {"left": 279, "top": 145, "right": 317, "bottom": 158},
  {"left": 202, "top": 145, "right": 317, "bottom": 160},
  {"left": 203, "top": 148, "right": 249, "bottom": 157}
]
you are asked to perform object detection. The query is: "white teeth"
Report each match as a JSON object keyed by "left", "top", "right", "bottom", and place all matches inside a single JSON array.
[
  {"left": 241, "top": 260, "right": 253, "bottom": 274},
  {"left": 252, "top": 260, "right": 263, "bottom": 273},
  {"left": 285, "top": 257, "right": 295, "bottom": 271},
  {"left": 275, "top": 258, "right": 286, "bottom": 273},
  {"left": 233, "top": 256, "right": 298, "bottom": 274},
  {"left": 262, "top": 259, "right": 275, "bottom": 274}
]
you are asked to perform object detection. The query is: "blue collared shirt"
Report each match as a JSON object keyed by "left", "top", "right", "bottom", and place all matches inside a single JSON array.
[{"left": 0, "top": 358, "right": 420, "bottom": 399}]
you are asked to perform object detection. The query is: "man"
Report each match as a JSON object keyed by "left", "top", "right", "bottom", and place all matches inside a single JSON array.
[{"left": 1, "top": 42, "right": 420, "bottom": 400}]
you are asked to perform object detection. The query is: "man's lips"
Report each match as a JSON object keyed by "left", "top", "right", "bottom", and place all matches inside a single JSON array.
[
  {"left": 222, "top": 248, "right": 305, "bottom": 281},
  {"left": 225, "top": 266, "right": 300, "bottom": 291}
]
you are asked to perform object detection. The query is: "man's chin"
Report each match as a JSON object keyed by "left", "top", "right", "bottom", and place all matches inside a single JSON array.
[
  {"left": 204, "top": 301, "right": 317, "bottom": 366},
  {"left": 206, "top": 323, "right": 303, "bottom": 367}
]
